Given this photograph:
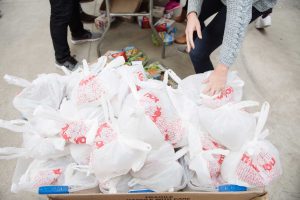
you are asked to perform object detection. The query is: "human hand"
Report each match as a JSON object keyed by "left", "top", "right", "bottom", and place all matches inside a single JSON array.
[
  {"left": 186, "top": 12, "right": 202, "bottom": 52},
  {"left": 203, "top": 64, "right": 229, "bottom": 96}
]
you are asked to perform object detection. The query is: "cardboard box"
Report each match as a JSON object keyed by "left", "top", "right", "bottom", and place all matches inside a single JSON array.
[{"left": 48, "top": 191, "right": 268, "bottom": 200}]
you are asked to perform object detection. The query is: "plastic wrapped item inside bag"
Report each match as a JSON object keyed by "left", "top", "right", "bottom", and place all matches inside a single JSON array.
[{"left": 221, "top": 102, "right": 282, "bottom": 187}]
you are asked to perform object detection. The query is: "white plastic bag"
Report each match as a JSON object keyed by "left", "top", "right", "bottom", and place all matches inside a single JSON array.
[
  {"left": 179, "top": 71, "right": 244, "bottom": 108},
  {"left": 11, "top": 156, "right": 72, "bottom": 193},
  {"left": 117, "top": 70, "right": 165, "bottom": 148},
  {"left": 198, "top": 101, "right": 259, "bottom": 151},
  {"left": 70, "top": 59, "right": 122, "bottom": 108},
  {"left": 99, "top": 174, "right": 133, "bottom": 194},
  {"left": 221, "top": 102, "right": 282, "bottom": 187},
  {"left": 129, "top": 143, "right": 187, "bottom": 192},
  {"left": 4, "top": 73, "right": 66, "bottom": 119},
  {"left": 63, "top": 163, "right": 98, "bottom": 191},
  {"left": 69, "top": 144, "right": 92, "bottom": 165},
  {"left": 86, "top": 99, "right": 152, "bottom": 182},
  {"left": 0, "top": 122, "right": 68, "bottom": 159},
  {"left": 33, "top": 105, "right": 99, "bottom": 145},
  {"left": 134, "top": 77, "right": 187, "bottom": 148},
  {"left": 185, "top": 122, "right": 228, "bottom": 191}
]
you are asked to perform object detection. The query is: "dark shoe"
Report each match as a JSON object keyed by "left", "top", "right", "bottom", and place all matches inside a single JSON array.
[
  {"left": 80, "top": 0, "right": 94, "bottom": 3},
  {"left": 71, "top": 30, "right": 102, "bottom": 44},
  {"left": 55, "top": 56, "right": 79, "bottom": 72},
  {"left": 80, "top": 11, "right": 97, "bottom": 23}
]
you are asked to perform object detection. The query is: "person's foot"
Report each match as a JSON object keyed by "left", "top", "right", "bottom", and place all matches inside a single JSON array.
[
  {"left": 71, "top": 30, "right": 102, "bottom": 44},
  {"left": 80, "top": 0, "right": 94, "bottom": 3},
  {"left": 55, "top": 56, "right": 79, "bottom": 72},
  {"left": 256, "top": 15, "right": 272, "bottom": 29},
  {"left": 80, "top": 11, "right": 97, "bottom": 23},
  {"left": 175, "top": 34, "right": 187, "bottom": 44},
  {"left": 176, "top": 45, "right": 188, "bottom": 54}
]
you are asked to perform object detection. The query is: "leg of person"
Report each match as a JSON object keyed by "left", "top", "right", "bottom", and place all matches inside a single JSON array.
[
  {"left": 69, "top": 0, "right": 102, "bottom": 44},
  {"left": 50, "top": 0, "right": 78, "bottom": 70},
  {"left": 189, "top": 0, "right": 225, "bottom": 73},
  {"left": 190, "top": 4, "right": 265, "bottom": 74},
  {"left": 79, "top": 3, "right": 97, "bottom": 24}
]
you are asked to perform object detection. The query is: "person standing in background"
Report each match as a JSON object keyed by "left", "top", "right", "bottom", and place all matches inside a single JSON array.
[
  {"left": 49, "top": 0, "right": 101, "bottom": 72},
  {"left": 186, "top": 0, "right": 277, "bottom": 96}
]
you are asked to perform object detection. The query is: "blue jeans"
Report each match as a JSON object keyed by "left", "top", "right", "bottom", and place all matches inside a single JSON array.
[{"left": 189, "top": 0, "right": 264, "bottom": 73}]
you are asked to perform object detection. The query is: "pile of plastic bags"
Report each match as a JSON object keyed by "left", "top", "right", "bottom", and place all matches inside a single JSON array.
[{"left": 0, "top": 56, "right": 282, "bottom": 194}]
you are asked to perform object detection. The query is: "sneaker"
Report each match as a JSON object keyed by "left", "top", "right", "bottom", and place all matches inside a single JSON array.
[
  {"left": 80, "top": 11, "right": 97, "bottom": 24},
  {"left": 256, "top": 15, "right": 272, "bottom": 29},
  {"left": 55, "top": 56, "right": 79, "bottom": 72},
  {"left": 71, "top": 31, "right": 102, "bottom": 44}
]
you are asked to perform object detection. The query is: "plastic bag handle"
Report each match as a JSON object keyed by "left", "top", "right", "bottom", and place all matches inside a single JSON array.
[
  {"left": 4, "top": 74, "right": 31, "bottom": 88},
  {"left": 106, "top": 56, "right": 125, "bottom": 69},
  {"left": 0, "top": 147, "right": 28, "bottom": 159},
  {"left": 91, "top": 56, "right": 108, "bottom": 75},
  {"left": 253, "top": 102, "right": 270, "bottom": 140},
  {"left": 82, "top": 59, "right": 90, "bottom": 76},
  {"left": 0, "top": 119, "right": 30, "bottom": 133},
  {"left": 174, "top": 147, "right": 188, "bottom": 160},
  {"left": 163, "top": 69, "right": 182, "bottom": 85},
  {"left": 120, "top": 70, "right": 140, "bottom": 101},
  {"left": 225, "top": 100, "right": 259, "bottom": 110}
]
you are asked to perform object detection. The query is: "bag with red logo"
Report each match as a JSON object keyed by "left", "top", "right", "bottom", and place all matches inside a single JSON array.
[
  {"left": 179, "top": 71, "right": 244, "bottom": 109},
  {"left": 198, "top": 101, "right": 259, "bottom": 151},
  {"left": 85, "top": 99, "right": 152, "bottom": 183},
  {"left": 111, "top": 61, "right": 148, "bottom": 116},
  {"left": 117, "top": 69, "right": 165, "bottom": 148},
  {"left": 33, "top": 105, "right": 99, "bottom": 146},
  {"left": 132, "top": 76, "right": 188, "bottom": 148},
  {"left": 70, "top": 59, "right": 124, "bottom": 108},
  {"left": 221, "top": 102, "right": 282, "bottom": 187},
  {"left": 4, "top": 73, "right": 66, "bottom": 119},
  {"left": 185, "top": 122, "right": 229, "bottom": 191},
  {"left": 11, "top": 156, "right": 72, "bottom": 193}
]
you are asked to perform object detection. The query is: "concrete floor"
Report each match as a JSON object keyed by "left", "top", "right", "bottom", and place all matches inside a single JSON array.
[{"left": 0, "top": 0, "right": 299, "bottom": 199}]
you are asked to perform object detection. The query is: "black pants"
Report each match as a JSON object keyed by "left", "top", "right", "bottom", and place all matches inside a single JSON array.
[
  {"left": 189, "top": 0, "right": 267, "bottom": 73},
  {"left": 49, "top": 0, "right": 86, "bottom": 62}
]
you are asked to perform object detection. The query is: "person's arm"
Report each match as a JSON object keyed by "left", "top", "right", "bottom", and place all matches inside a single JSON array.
[
  {"left": 203, "top": 0, "right": 253, "bottom": 96},
  {"left": 187, "top": 0, "right": 203, "bottom": 16},
  {"left": 219, "top": 0, "right": 253, "bottom": 67}
]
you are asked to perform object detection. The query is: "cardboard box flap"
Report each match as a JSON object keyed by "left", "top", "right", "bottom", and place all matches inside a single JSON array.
[{"left": 48, "top": 191, "right": 268, "bottom": 200}]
